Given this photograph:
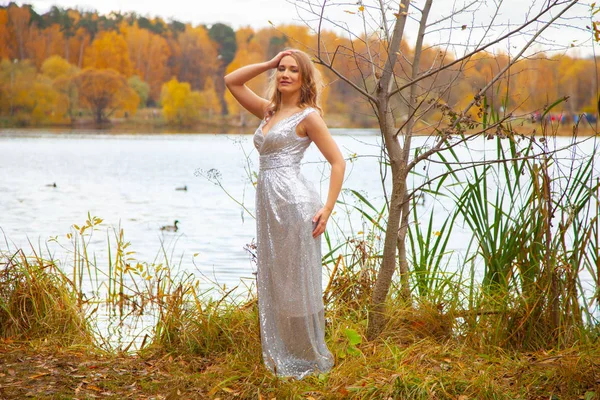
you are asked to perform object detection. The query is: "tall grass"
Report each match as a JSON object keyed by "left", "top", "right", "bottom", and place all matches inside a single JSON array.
[
  {"left": 0, "top": 247, "right": 94, "bottom": 345},
  {"left": 422, "top": 119, "right": 600, "bottom": 348}
]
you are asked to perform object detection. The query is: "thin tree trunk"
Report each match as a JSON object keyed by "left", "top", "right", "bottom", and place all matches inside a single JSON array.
[
  {"left": 366, "top": 0, "right": 412, "bottom": 341},
  {"left": 396, "top": 0, "right": 433, "bottom": 304}
]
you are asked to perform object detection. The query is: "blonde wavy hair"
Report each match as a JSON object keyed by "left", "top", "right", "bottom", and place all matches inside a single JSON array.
[{"left": 265, "top": 48, "right": 323, "bottom": 117}]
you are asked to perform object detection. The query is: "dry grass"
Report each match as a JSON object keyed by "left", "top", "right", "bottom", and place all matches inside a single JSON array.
[
  {"left": 0, "top": 250, "right": 94, "bottom": 347},
  {"left": 0, "top": 308, "right": 598, "bottom": 399}
]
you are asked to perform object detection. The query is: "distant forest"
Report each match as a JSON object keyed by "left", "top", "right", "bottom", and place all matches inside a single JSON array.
[{"left": 0, "top": 3, "right": 598, "bottom": 128}]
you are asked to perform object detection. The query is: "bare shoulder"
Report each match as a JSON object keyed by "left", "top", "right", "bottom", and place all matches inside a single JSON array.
[
  {"left": 302, "top": 110, "right": 329, "bottom": 135},
  {"left": 297, "top": 109, "right": 327, "bottom": 139}
]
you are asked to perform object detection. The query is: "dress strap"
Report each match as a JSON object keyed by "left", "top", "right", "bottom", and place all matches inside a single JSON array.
[{"left": 289, "top": 107, "right": 317, "bottom": 127}]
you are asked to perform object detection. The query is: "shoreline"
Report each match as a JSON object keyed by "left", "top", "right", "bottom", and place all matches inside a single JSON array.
[{"left": 2, "top": 109, "right": 598, "bottom": 136}]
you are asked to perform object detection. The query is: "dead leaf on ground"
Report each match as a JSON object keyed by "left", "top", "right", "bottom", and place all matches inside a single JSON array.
[{"left": 29, "top": 372, "right": 51, "bottom": 379}]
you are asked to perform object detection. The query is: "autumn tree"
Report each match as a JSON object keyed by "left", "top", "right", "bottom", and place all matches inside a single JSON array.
[
  {"left": 76, "top": 68, "right": 139, "bottom": 123},
  {"left": 0, "top": 58, "right": 36, "bottom": 117},
  {"left": 120, "top": 21, "right": 170, "bottom": 101},
  {"left": 160, "top": 77, "right": 203, "bottom": 126},
  {"left": 45, "top": 6, "right": 76, "bottom": 61},
  {"left": 0, "top": 58, "right": 69, "bottom": 124},
  {"left": 84, "top": 31, "right": 133, "bottom": 76},
  {"left": 41, "top": 54, "right": 77, "bottom": 79},
  {"left": 6, "top": 3, "right": 31, "bottom": 60},
  {"left": 0, "top": 8, "right": 11, "bottom": 60},
  {"left": 74, "top": 11, "right": 100, "bottom": 67},
  {"left": 208, "top": 23, "right": 237, "bottom": 115},
  {"left": 41, "top": 55, "right": 80, "bottom": 123},
  {"left": 172, "top": 24, "right": 218, "bottom": 92}
]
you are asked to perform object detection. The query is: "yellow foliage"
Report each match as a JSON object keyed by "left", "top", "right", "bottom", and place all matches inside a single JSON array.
[
  {"left": 41, "top": 55, "right": 78, "bottom": 80},
  {"left": 0, "top": 58, "right": 68, "bottom": 124},
  {"left": 84, "top": 31, "right": 133, "bottom": 76},
  {"left": 160, "top": 77, "right": 203, "bottom": 126},
  {"left": 201, "top": 77, "right": 221, "bottom": 116}
]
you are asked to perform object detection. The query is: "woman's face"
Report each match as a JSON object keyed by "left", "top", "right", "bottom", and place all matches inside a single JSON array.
[{"left": 276, "top": 55, "right": 302, "bottom": 95}]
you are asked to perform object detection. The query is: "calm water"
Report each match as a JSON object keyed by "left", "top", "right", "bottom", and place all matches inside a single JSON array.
[
  {"left": 0, "top": 129, "right": 597, "bottom": 289},
  {"left": 0, "top": 129, "right": 393, "bottom": 287}
]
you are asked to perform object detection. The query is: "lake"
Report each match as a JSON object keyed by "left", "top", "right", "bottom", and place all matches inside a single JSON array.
[
  {"left": 0, "top": 128, "right": 398, "bottom": 289},
  {"left": 1, "top": 129, "right": 598, "bottom": 315}
]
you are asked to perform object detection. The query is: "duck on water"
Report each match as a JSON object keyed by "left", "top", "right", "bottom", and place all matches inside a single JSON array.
[{"left": 160, "top": 220, "right": 179, "bottom": 232}]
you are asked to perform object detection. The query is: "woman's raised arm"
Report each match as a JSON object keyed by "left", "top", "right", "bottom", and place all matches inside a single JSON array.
[{"left": 224, "top": 51, "right": 292, "bottom": 119}]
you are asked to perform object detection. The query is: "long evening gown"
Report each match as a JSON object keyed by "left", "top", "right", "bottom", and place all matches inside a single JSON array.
[{"left": 253, "top": 106, "right": 334, "bottom": 379}]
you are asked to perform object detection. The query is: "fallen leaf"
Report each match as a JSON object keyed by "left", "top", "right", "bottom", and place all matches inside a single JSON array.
[
  {"left": 7, "top": 369, "right": 15, "bottom": 376},
  {"left": 30, "top": 372, "right": 50, "bottom": 379}
]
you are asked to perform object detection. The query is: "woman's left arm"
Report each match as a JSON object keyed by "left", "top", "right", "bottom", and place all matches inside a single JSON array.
[{"left": 302, "top": 113, "right": 346, "bottom": 238}]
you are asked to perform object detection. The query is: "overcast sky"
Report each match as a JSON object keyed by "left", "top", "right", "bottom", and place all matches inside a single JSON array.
[{"left": 11, "top": 0, "right": 599, "bottom": 57}]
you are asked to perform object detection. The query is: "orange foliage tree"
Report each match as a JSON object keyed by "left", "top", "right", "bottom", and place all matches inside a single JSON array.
[
  {"left": 6, "top": 3, "right": 31, "bottom": 60},
  {"left": 0, "top": 9, "right": 11, "bottom": 60},
  {"left": 84, "top": 31, "right": 133, "bottom": 76},
  {"left": 120, "top": 21, "right": 170, "bottom": 102},
  {"left": 76, "top": 68, "right": 139, "bottom": 123}
]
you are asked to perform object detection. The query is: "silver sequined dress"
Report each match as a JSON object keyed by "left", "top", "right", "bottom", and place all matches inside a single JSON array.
[{"left": 253, "top": 106, "right": 334, "bottom": 379}]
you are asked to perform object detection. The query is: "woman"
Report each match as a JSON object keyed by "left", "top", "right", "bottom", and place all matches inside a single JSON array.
[{"left": 224, "top": 49, "right": 345, "bottom": 379}]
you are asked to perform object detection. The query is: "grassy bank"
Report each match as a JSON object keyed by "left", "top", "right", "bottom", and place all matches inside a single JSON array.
[
  {"left": 0, "top": 238, "right": 599, "bottom": 399},
  {"left": 1, "top": 331, "right": 599, "bottom": 399}
]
